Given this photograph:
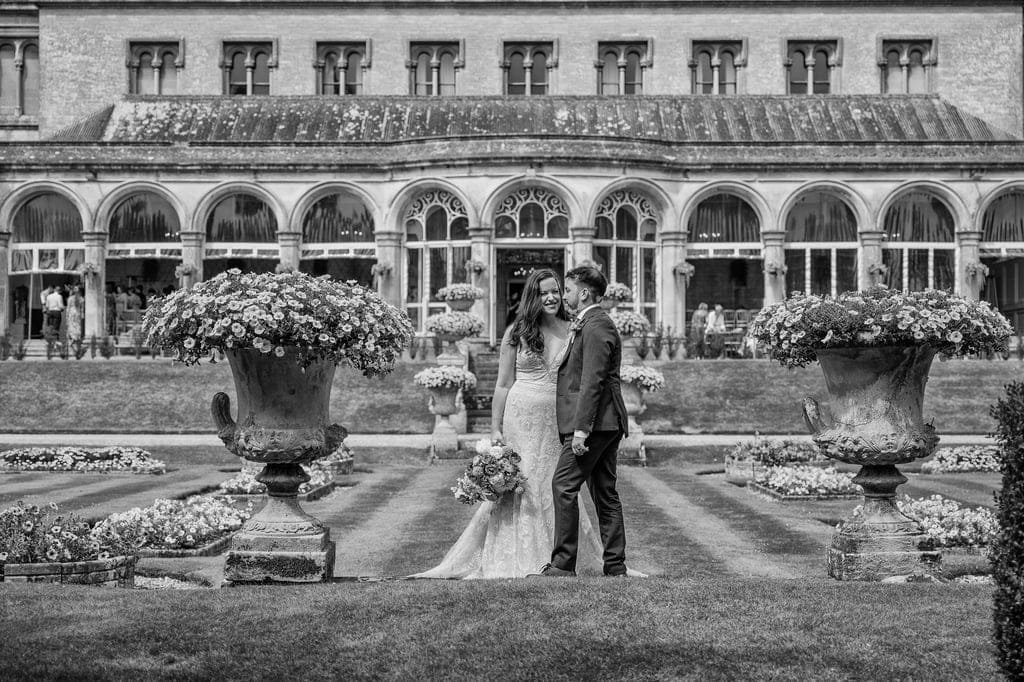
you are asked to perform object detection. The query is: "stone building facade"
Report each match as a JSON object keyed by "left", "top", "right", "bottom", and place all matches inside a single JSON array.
[{"left": 3, "top": 0, "right": 1024, "bottom": 342}]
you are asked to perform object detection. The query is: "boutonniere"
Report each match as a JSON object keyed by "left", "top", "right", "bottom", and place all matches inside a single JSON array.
[{"left": 569, "top": 316, "right": 585, "bottom": 333}]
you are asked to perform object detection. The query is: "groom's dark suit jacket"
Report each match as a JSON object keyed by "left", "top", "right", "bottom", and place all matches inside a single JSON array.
[{"left": 555, "top": 307, "right": 629, "bottom": 437}]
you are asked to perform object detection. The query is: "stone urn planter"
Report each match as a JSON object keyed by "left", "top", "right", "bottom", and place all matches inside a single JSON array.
[
  {"left": 445, "top": 299, "right": 475, "bottom": 312},
  {"left": 803, "top": 345, "right": 941, "bottom": 580},
  {"left": 427, "top": 385, "right": 461, "bottom": 458},
  {"left": 212, "top": 347, "right": 347, "bottom": 584},
  {"left": 617, "top": 382, "right": 647, "bottom": 465},
  {"left": 2, "top": 555, "right": 135, "bottom": 586}
]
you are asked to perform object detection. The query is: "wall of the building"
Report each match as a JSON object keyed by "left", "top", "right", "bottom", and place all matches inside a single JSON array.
[{"left": 23, "top": 3, "right": 1022, "bottom": 137}]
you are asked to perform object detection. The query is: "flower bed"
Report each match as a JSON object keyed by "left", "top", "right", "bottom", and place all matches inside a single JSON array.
[
  {"left": 894, "top": 494, "right": 998, "bottom": 549},
  {"left": 724, "top": 436, "right": 827, "bottom": 485},
  {"left": 92, "top": 495, "right": 252, "bottom": 557},
  {"left": 921, "top": 445, "right": 1001, "bottom": 474},
  {"left": 0, "top": 446, "right": 166, "bottom": 475},
  {"left": 142, "top": 269, "right": 414, "bottom": 375},
  {"left": 751, "top": 465, "right": 860, "bottom": 500},
  {"left": 1, "top": 501, "right": 139, "bottom": 584},
  {"left": 750, "top": 286, "right": 1012, "bottom": 368}
]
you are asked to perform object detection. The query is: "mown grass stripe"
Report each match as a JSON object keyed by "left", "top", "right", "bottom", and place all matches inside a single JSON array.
[
  {"left": 625, "top": 467, "right": 791, "bottom": 578},
  {"left": 906, "top": 474, "right": 999, "bottom": 507},
  {"left": 654, "top": 468, "right": 827, "bottom": 558}
]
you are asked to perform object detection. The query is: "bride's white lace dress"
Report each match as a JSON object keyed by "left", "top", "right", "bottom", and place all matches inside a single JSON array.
[{"left": 413, "top": 340, "right": 606, "bottom": 579}]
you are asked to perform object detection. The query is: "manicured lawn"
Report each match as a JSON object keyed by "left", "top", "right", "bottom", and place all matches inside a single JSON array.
[
  {"left": 0, "top": 579, "right": 998, "bottom": 680},
  {"left": 0, "top": 357, "right": 1018, "bottom": 434}
]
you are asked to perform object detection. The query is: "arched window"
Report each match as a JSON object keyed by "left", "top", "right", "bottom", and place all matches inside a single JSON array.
[
  {"left": 503, "top": 43, "right": 555, "bottom": 95},
  {"left": 109, "top": 192, "right": 180, "bottom": 243},
  {"left": 787, "top": 41, "right": 838, "bottom": 94},
  {"left": 879, "top": 40, "right": 935, "bottom": 94},
  {"left": 596, "top": 42, "right": 650, "bottom": 95},
  {"left": 691, "top": 41, "right": 744, "bottom": 94},
  {"left": 409, "top": 43, "right": 462, "bottom": 96},
  {"left": 205, "top": 193, "right": 277, "bottom": 242},
  {"left": 882, "top": 191, "right": 956, "bottom": 291},
  {"left": 687, "top": 194, "right": 760, "bottom": 245},
  {"left": 128, "top": 42, "right": 181, "bottom": 95},
  {"left": 404, "top": 190, "right": 470, "bottom": 329},
  {"left": 0, "top": 39, "right": 40, "bottom": 117},
  {"left": 594, "top": 190, "right": 659, "bottom": 322},
  {"left": 316, "top": 43, "right": 367, "bottom": 96},
  {"left": 982, "top": 191, "right": 1024, "bottom": 244},
  {"left": 494, "top": 188, "right": 569, "bottom": 240},
  {"left": 302, "top": 192, "right": 374, "bottom": 243},
  {"left": 784, "top": 191, "right": 858, "bottom": 296},
  {"left": 222, "top": 42, "right": 276, "bottom": 96},
  {"left": 10, "top": 192, "right": 84, "bottom": 273}
]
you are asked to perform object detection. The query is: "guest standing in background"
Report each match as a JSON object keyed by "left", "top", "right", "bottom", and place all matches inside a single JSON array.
[
  {"left": 689, "top": 302, "right": 708, "bottom": 359},
  {"left": 66, "top": 285, "right": 85, "bottom": 342},
  {"left": 705, "top": 303, "right": 727, "bottom": 359}
]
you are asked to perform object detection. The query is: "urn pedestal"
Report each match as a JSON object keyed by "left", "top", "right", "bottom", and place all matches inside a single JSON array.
[
  {"left": 435, "top": 333, "right": 468, "bottom": 434},
  {"left": 617, "top": 382, "right": 647, "bottom": 466},
  {"left": 803, "top": 345, "right": 941, "bottom": 580},
  {"left": 213, "top": 348, "right": 345, "bottom": 584},
  {"left": 428, "top": 386, "right": 462, "bottom": 459}
]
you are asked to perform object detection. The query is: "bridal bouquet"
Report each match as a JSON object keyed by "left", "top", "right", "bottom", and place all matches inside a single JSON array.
[{"left": 451, "top": 439, "right": 527, "bottom": 505}]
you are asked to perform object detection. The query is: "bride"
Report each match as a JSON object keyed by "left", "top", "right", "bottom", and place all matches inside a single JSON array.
[{"left": 413, "top": 268, "right": 608, "bottom": 579}]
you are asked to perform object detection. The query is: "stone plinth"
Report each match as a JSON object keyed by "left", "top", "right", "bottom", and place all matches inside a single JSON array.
[{"left": 617, "top": 383, "right": 647, "bottom": 466}]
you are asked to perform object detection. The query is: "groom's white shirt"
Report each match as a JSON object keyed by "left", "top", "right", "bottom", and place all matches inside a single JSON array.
[{"left": 569, "top": 302, "right": 602, "bottom": 440}]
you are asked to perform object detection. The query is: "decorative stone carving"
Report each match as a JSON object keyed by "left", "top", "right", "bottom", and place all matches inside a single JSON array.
[
  {"left": 213, "top": 347, "right": 340, "bottom": 584},
  {"left": 803, "top": 345, "right": 941, "bottom": 580}
]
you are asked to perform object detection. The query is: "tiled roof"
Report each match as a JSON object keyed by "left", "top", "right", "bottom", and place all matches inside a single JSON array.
[{"left": 48, "top": 95, "right": 1016, "bottom": 145}]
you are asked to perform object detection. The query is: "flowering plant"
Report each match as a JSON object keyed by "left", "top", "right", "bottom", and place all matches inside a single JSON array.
[
  {"left": 0, "top": 501, "right": 140, "bottom": 565},
  {"left": 749, "top": 286, "right": 1012, "bottom": 368},
  {"left": 452, "top": 439, "right": 527, "bottom": 504},
  {"left": 754, "top": 465, "right": 859, "bottom": 496},
  {"left": 603, "top": 282, "right": 633, "bottom": 303},
  {"left": 274, "top": 262, "right": 296, "bottom": 274},
  {"left": 867, "top": 262, "right": 889, "bottom": 276},
  {"left": 414, "top": 366, "right": 477, "bottom": 391},
  {"left": 921, "top": 445, "right": 1001, "bottom": 474},
  {"left": 425, "top": 311, "right": 485, "bottom": 338},
  {"left": 370, "top": 262, "right": 393, "bottom": 277},
  {"left": 728, "top": 436, "right": 824, "bottom": 466},
  {"left": 610, "top": 310, "right": 651, "bottom": 337},
  {"left": 764, "top": 261, "right": 788, "bottom": 277},
  {"left": 218, "top": 461, "right": 334, "bottom": 495},
  {"left": 141, "top": 269, "right": 414, "bottom": 375},
  {"left": 621, "top": 365, "right": 665, "bottom": 392},
  {"left": 966, "top": 262, "right": 990, "bottom": 279},
  {"left": 465, "top": 258, "right": 487, "bottom": 275},
  {"left": 673, "top": 261, "right": 696, "bottom": 280},
  {"left": 0, "top": 446, "right": 166, "bottom": 475},
  {"left": 849, "top": 494, "right": 998, "bottom": 548},
  {"left": 436, "top": 283, "right": 484, "bottom": 302},
  {"left": 92, "top": 495, "right": 251, "bottom": 551},
  {"left": 173, "top": 263, "right": 196, "bottom": 279},
  {"left": 77, "top": 262, "right": 100, "bottom": 277}
]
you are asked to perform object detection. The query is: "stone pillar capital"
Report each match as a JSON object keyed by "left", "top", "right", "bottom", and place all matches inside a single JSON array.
[
  {"left": 180, "top": 231, "right": 205, "bottom": 247},
  {"left": 374, "top": 229, "right": 403, "bottom": 247},
  {"left": 570, "top": 225, "right": 596, "bottom": 239},
  {"left": 661, "top": 229, "right": 687, "bottom": 248},
  {"left": 81, "top": 231, "right": 108, "bottom": 247},
  {"left": 277, "top": 231, "right": 302, "bottom": 247},
  {"left": 859, "top": 229, "right": 885, "bottom": 244},
  {"left": 957, "top": 230, "right": 983, "bottom": 245},
  {"left": 0, "top": 231, "right": 10, "bottom": 248},
  {"left": 761, "top": 229, "right": 786, "bottom": 247},
  {"left": 468, "top": 226, "right": 491, "bottom": 240}
]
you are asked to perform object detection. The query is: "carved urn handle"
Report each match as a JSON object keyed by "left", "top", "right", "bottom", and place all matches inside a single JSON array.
[
  {"left": 802, "top": 396, "right": 834, "bottom": 437},
  {"left": 212, "top": 391, "right": 237, "bottom": 447}
]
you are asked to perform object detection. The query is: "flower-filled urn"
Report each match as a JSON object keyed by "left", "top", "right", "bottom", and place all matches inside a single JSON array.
[
  {"left": 436, "top": 283, "right": 485, "bottom": 312},
  {"left": 415, "top": 366, "right": 476, "bottom": 458},
  {"left": 617, "top": 365, "right": 665, "bottom": 466},
  {"left": 142, "top": 268, "right": 413, "bottom": 584},
  {"left": 750, "top": 286, "right": 1011, "bottom": 580}
]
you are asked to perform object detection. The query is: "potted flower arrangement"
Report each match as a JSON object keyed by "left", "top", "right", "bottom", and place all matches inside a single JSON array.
[
  {"left": 464, "top": 258, "right": 487, "bottom": 276},
  {"left": 750, "top": 286, "right": 1011, "bottom": 580},
  {"left": 1, "top": 501, "right": 139, "bottom": 586},
  {"left": 763, "top": 261, "right": 788, "bottom": 277},
  {"left": 77, "top": 261, "right": 100, "bottom": 278},
  {"left": 142, "top": 268, "right": 413, "bottom": 584},
  {"left": 601, "top": 282, "right": 633, "bottom": 310},
  {"left": 617, "top": 365, "right": 665, "bottom": 466},
  {"left": 414, "top": 366, "right": 477, "bottom": 417},
  {"left": 436, "top": 283, "right": 485, "bottom": 312},
  {"left": 425, "top": 310, "right": 485, "bottom": 341},
  {"left": 673, "top": 261, "right": 696, "bottom": 284},
  {"left": 610, "top": 310, "right": 651, "bottom": 337}
]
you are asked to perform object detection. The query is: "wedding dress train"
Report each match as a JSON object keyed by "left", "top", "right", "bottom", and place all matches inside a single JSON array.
[{"left": 413, "top": 341, "right": 608, "bottom": 579}]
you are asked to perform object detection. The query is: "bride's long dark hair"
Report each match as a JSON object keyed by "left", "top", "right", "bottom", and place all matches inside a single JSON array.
[{"left": 509, "top": 268, "right": 570, "bottom": 355}]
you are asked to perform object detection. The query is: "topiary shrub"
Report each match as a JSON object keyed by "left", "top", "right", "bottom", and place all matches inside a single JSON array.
[{"left": 990, "top": 381, "right": 1024, "bottom": 677}]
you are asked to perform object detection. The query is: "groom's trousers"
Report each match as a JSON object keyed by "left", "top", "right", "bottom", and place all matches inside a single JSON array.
[{"left": 550, "top": 429, "right": 627, "bottom": 575}]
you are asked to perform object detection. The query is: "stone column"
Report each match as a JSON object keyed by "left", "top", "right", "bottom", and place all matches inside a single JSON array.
[
  {"left": 0, "top": 232, "right": 9, "bottom": 338},
  {"left": 860, "top": 229, "right": 885, "bottom": 289},
  {"left": 180, "top": 231, "right": 204, "bottom": 288},
  {"left": 277, "top": 231, "right": 301, "bottom": 272},
  {"left": 81, "top": 231, "right": 107, "bottom": 339},
  {"left": 660, "top": 229, "right": 688, "bottom": 339},
  {"left": 468, "top": 226, "right": 491, "bottom": 338},
  {"left": 761, "top": 230, "right": 786, "bottom": 306},
  {"left": 570, "top": 225, "right": 595, "bottom": 268},
  {"left": 958, "top": 230, "right": 983, "bottom": 300},
  {"left": 374, "top": 229, "right": 403, "bottom": 310}
]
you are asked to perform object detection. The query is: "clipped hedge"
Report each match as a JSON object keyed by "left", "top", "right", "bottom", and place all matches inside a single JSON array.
[{"left": 990, "top": 381, "right": 1024, "bottom": 678}]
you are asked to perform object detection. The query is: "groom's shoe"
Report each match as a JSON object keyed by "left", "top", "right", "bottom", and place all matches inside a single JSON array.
[{"left": 529, "top": 563, "right": 576, "bottom": 578}]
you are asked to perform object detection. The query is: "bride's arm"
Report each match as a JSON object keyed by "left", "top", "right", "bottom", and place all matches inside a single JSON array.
[{"left": 490, "top": 327, "right": 516, "bottom": 442}]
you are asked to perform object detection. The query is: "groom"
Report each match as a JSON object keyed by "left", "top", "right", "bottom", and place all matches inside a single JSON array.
[{"left": 537, "top": 265, "right": 629, "bottom": 578}]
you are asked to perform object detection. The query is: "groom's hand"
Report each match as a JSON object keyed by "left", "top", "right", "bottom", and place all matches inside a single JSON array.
[{"left": 571, "top": 431, "right": 589, "bottom": 456}]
